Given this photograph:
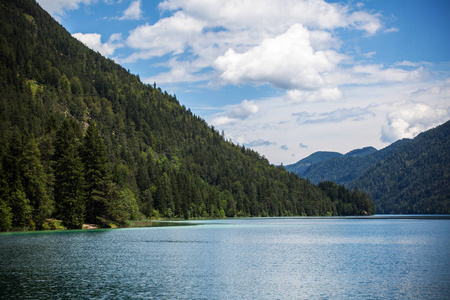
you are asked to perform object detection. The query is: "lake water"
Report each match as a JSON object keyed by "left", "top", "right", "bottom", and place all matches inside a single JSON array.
[{"left": 1, "top": 216, "right": 449, "bottom": 299}]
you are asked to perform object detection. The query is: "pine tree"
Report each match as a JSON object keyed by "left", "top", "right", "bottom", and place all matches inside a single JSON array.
[
  {"left": 0, "top": 161, "right": 13, "bottom": 231},
  {"left": 20, "top": 136, "right": 52, "bottom": 227},
  {"left": 54, "top": 120, "right": 86, "bottom": 229},
  {"left": 81, "top": 122, "right": 113, "bottom": 223},
  {"left": 9, "top": 183, "right": 32, "bottom": 230}
]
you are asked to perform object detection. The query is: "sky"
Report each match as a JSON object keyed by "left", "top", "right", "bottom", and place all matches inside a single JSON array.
[{"left": 36, "top": 0, "right": 450, "bottom": 165}]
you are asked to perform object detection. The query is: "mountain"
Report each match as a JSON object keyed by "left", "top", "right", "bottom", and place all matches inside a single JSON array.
[
  {"left": 344, "top": 147, "right": 377, "bottom": 157},
  {"left": 0, "top": 0, "right": 374, "bottom": 230},
  {"left": 285, "top": 142, "right": 409, "bottom": 186},
  {"left": 284, "top": 151, "right": 342, "bottom": 177},
  {"left": 285, "top": 122, "right": 449, "bottom": 214},
  {"left": 352, "top": 120, "right": 450, "bottom": 214}
]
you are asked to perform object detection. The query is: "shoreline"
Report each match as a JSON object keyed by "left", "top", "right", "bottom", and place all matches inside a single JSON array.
[{"left": 2, "top": 214, "right": 449, "bottom": 233}]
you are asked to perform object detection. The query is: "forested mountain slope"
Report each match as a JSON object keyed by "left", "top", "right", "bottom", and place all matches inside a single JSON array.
[
  {"left": 284, "top": 151, "right": 342, "bottom": 177},
  {"left": 351, "top": 120, "right": 450, "bottom": 214},
  {"left": 0, "top": 0, "right": 374, "bottom": 230},
  {"left": 285, "top": 143, "right": 409, "bottom": 186}
]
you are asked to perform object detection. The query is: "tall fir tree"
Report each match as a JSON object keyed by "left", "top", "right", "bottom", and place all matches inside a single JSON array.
[
  {"left": 54, "top": 119, "right": 86, "bottom": 229},
  {"left": 19, "top": 136, "right": 52, "bottom": 226},
  {"left": 81, "top": 122, "right": 113, "bottom": 223},
  {"left": 0, "top": 160, "right": 13, "bottom": 231}
]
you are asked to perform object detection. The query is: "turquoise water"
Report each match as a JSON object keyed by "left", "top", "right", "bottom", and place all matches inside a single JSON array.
[{"left": 1, "top": 217, "right": 449, "bottom": 299}]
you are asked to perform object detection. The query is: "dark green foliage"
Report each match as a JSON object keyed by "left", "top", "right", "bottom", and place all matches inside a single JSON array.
[
  {"left": 318, "top": 181, "right": 375, "bottom": 215},
  {"left": 284, "top": 151, "right": 342, "bottom": 176},
  {"left": 81, "top": 122, "right": 113, "bottom": 223},
  {"left": 352, "top": 121, "right": 450, "bottom": 214},
  {"left": 9, "top": 187, "right": 33, "bottom": 229},
  {"left": 0, "top": 0, "right": 374, "bottom": 230},
  {"left": 285, "top": 144, "right": 408, "bottom": 186},
  {"left": 54, "top": 120, "right": 86, "bottom": 229},
  {"left": 19, "top": 136, "right": 52, "bottom": 225},
  {"left": 286, "top": 120, "right": 449, "bottom": 214}
]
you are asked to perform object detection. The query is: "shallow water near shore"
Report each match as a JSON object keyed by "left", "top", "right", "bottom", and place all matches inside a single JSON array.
[{"left": 1, "top": 216, "right": 449, "bottom": 299}]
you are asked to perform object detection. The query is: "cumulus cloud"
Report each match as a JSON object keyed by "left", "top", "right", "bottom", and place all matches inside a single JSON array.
[
  {"left": 124, "top": 11, "right": 204, "bottom": 61},
  {"left": 347, "top": 11, "right": 381, "bottom": 36},
  {"left": 119, "top": 0, "right": 142, "bottom": 20},
  {"left": 211, "top": 99, "right": 259, "bottom": 126},
  {"left": 214, "top": 24, "right": 338, "bottom": 91},
  {"left": 72, "top": 32, "right": 123, "bottom": 56},
  {"left": 120, "top": 0, "right": 389, "bottom": 90},
  {"left": 381, "top": 103, "right": 450, "bottom": 143},
  {"left": 158, "top": 0, "right": 382, "bottom": 34}
]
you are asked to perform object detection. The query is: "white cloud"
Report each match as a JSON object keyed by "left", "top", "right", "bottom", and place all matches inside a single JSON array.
[
  {"left": 159, "top": 0, "right": 382, "bottom": 34},
  {"left": 287, "top": 87, "right": 343, "bottom": 103},
  {"left": 411, "top": 78, "right": 450, "bottom": 97},
  {"left": 142, "top": 57, "right": 212, "bottom": 84},
  {"left": 394, "top": 61, "right": 422, "bottom": 67},
  {"left": 119, "top": 0, "right": 142, "bottom": 20},
  {"left": 72, "top": 32, "right": 123, "bottom": 56},
  {"left": 347, "top": 11, "right": 381, "bottom": 36},
  {"left": 362, "top": 51, "right": 376, "bottom": 58},
  {"left": 211, "top": 99, "right": 259, "bottom": 126},
  {"left": 124, "top": 11, "right": 204, "bottom": 61},
  {"left": 294, "top": 105, "right": 376, "bottom": 125},
  {"left": 121, "top": 0, "right": 386, "bottom": 88},
  {"left": 384, "top": 27, "right": 399, "bottom": 33},
  {"left": 214, "top": 24, "right": 337, "bottom": 91},
  {"left": 381, "top": 103, "right": 450, "bottom": 143},
  {"left": 329, "top": 64, "right": 425, "bottom": 86}
]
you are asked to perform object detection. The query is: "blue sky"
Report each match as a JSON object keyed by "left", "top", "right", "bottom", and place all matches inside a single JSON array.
[{"left": 37, "top": 0, "right": 450, "bottom": 165}]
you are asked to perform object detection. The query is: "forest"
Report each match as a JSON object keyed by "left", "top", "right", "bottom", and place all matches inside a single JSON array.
[
  {"left": 351, "top": 120, "right": 450, "bottom": 214},
  {"left": 285, "top": 120, "right": 449, "bottom": 214},
  {"left": 0, "top": 0, "right": 374, "bottom": 231}
]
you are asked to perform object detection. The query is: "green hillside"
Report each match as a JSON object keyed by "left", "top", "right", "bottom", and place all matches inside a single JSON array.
[
  {"left": 352, "top": 120, "right": 450, "bottom": 214},
  {"left": 285, "top": 143, "right": 408, "bottom": 186},
  {"left": 284, "top": 151, "right": 342, "bottom": 176},
  {"left": 285, "top": 122, "right": 449, "bottom": 214},
  {"left": 0, "top": 0, "right": 374, "bottom": 230}
]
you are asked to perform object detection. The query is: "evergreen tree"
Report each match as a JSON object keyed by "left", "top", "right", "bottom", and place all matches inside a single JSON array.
[
  {"left": 0, "top": 161, "right": 13, "bottom": 231},
  {"left": 54, "top": 120, "right": 86, "bottom": 229},
  {"left": 105, "top": 187, "right": 140, "bottom": 225},
  {"left": 81, "top": 122, "right": 112, "bottom": 223},
  {"left": 9, "top": 183, "right": 32, "bottom": 230},
  {"left": 19, "top": 136, "right": 52, "bottom": 226}
]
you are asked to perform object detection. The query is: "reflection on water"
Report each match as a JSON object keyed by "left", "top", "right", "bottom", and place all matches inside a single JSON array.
[{"left": 0, "top": 217, "right": 449, "bottom": 299}]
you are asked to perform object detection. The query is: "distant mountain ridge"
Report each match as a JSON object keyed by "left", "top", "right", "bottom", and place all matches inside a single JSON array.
[
  {"left": 352, "top": 120, "right": 450, "bottom": 214},
  {"left": 285, "top": 142, "right": 409, "bottom": 186},
  {"left": 344, "top": 147, "right": 377, "bottom": 157},
  {"left": 284, "top": 151, "right": 342, "bottom": 177},
  {"left": 285, "top": 122, "right": 450, "bottom": 214}
]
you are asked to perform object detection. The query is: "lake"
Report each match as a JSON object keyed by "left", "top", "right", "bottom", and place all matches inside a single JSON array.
[{"left": 1, "top": 216, "right": 449, "bottom": 299}]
